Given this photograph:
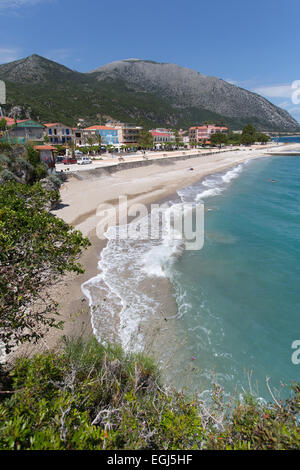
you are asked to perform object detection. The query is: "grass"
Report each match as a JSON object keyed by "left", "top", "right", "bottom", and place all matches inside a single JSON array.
[{"left": 0, "top": 336, "right": 299, "bottom": 450}]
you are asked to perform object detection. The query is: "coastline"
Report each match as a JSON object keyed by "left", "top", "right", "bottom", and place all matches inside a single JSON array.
[{"left": 6, "top": 143, "right": 299, "bottom": 364}]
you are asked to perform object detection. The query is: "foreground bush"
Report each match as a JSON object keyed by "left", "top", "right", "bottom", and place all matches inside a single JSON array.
[
  {"left": 0, "top": 183, "right": 90, "bottom": 353},
  {"left": 0, "top": 337, "right": 299, "bottom": 450}
]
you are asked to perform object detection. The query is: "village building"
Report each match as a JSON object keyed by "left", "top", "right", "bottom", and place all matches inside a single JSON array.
[
  {"left": 2, "top": 118, "right": 45, "bottom": 144},
  {"left": 115, "top": 124, "right": 143, "bottom": 145},
  {"left": 73, "top": 128, "right": 84, "bottom": 146},
  {"left": 149, "top": 128, "right": 176, "bottom": 145},
  {"left": 189, "top": 124, "right": 228, "bottom": 143},
  {"left": 44, "top": 123, "right": 74, "bottom": 145},
  {"left": 82, "top": 125, "right": 119, "bottom": 145}
]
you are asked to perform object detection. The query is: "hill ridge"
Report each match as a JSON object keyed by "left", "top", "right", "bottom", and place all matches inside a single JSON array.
[{"left": 0, "top": 54, "right": 298, "bottom": 131}]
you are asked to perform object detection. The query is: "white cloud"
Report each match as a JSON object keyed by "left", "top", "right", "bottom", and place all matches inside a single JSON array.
[
  {"left": 277, "top": 101, "right": 290, "bottom": 108},
  {"left": 284, "top": 106, "right": 300, "bottom": 115},
  {"left": 252, "top": 84, "right": 293, "bottom": 98},
  {"left": 0, "top": 47, "right": 20, "bottom": 63},
  {"left": 0, "top": 0, "right": 46, "bottom": 11},
  {"left": 225, "top": 78, "right": 238, "bottom": 85}
]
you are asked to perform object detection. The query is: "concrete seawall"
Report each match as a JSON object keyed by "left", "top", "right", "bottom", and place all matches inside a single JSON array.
[{"left": 70, "top": 150, "right": 230, "bottom": 180}]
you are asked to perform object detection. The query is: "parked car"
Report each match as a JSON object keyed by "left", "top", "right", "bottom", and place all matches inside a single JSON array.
[
  {"left": 55, "top": 155, "right": 65, "bottom": 163},
  {"left": 75, "top": 150, "right": 84, "bottom": 156},
  {"left": 62, "top": 157, "right": 77, "bottom": 165},
  {"left": 77, "top": 156, "right": 92, "bottom": 165}
]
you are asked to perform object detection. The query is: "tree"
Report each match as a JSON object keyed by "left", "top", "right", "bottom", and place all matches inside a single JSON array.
[
  {"left": 96, "top": 134, "right": 102, "bottom": 152},
  {"left": 242, "top": 124, "right": 256, "bottom": 136},
  {"left": 240, "top": 133, "right": 256, "bottom": 145},
  {"left": 0, "top": 118, "right": 6, "bottom": 133},
  {"left": 0, "top": 182, "right": 90, "bottom": 353},
  {"left": 68, "top": 140, "right": 76, "bottom": 158},
  {"left": 174, "top": 129, "right": 181, "bottom": 144},
  {"left": 227, "top": 132, "right": 241, "bottom": 146},
  {"left": 210, "top": 132, "right": 228, "bottom": 148},
  {"left": 256, "top": 132, "right": 270, "bottom": 144},
  {"left": 241, "top": 124, "right": 256, "bottom": 145},
  {"left": 84, "top": 136, "right": 93, "bottom": 147},
  {"left": 138, "top": 130, "right": 154, "bottom": 149}
]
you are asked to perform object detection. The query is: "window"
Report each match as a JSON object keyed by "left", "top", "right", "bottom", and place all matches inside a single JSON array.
[
  {"left": 66, "top": 129, "right": 70, "bottom": 135},
  {"left": 49, "top": 129, "right": 52, "bottom": 135}
]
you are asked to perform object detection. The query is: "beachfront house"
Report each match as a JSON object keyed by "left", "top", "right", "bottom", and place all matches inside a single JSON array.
[
  {"left": 73, "top": 128, "right": 83, "bottom": 146},
  {"left": 44, "top": 123, "right": 74, "bottom": 145},
  {"left": 150, "top": 128, "right": 176, "bottom": 146},
  {"left": 2, "top": 117, "right": 46, "bottom": 144},
  {"left": 189, "top": 124, "right": 228, "bottom": 143},
  {"left": 115, "top": 123, "right": 143, "bottom": 145},
  {"left": 83, "top": 125, "right": 120, "bottom": 146}
]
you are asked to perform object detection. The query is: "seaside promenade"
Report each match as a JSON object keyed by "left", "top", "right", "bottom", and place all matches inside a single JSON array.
[{"left": 55, "top": 143, "right": 282, "bottom": 174}]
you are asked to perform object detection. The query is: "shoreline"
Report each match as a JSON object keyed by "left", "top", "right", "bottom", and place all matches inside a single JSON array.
[{"left": 6, "top": 143, "right": 299, "bottom": 363}]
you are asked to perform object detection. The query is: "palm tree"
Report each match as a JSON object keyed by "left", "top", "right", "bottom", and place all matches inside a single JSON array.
[
  {"left": 96, "top": 134, "right": 102, "bottom": 153},
  {"left": 68, "top": 140, "right": 76, "bottom": 158}
]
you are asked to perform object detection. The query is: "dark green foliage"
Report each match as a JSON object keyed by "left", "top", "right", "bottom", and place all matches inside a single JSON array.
[
  {"left": 0, "top": 337, "right": 299, "bottom": 450},
  {"left": 256, "top": 132, "right": 271, "bottom": 144},
  {"left": 0, "top": 169, "right": 18, "bottom": 182},
  {"left": 0, "top": 118, "right": 6, "bottom": 132},
  {"left": 138, "top": 130, "right": 154, "bottom": 149},
  {"left": 226, "top": 127, "right": 271, "bottom": 146},
  {"left": 0, "top": 142, "right": 12, "bottom": 152},
  {"left": 33, "top": 162, "right": 48, "bottom": 181},
  {"left": 240, "top": 124, "right": 257, "bottom": 145},
  {"left": 210, "top": 132, "right": 228, "bottom": 147},
  {"left": 26, "top": 144, "right": 40, "bottom": 167},
  {"left": 0, "top": 182, "right": 90, "bottom": 353}
]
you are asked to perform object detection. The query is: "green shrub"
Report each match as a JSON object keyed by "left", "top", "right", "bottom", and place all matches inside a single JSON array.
[
  {"left": 0, "top": 169, "right": 18, "bottom": 182},
  {"left": 34, "top": 162, "right": 48, "bottom": 181},
  {"left": 0, "top": 337, "right": 299, "bottom": 450},
  {"left": 0, "top": 182, "right": 90, "bottom": 354}
]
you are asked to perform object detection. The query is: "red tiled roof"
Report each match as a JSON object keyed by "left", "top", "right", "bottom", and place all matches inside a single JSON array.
[
  {"left": 44, "top": 123, "right": 60, "bottom": 127},
  {"left": 150, "top": 131, "right": 170, "bottom": 137},
  {"left": 84, "top": 125, "right": 116, "bottom": 130},
  {"left": 3, "top": 116, "right": 17, "bottom": 127},
  {"left": 190, "top": 125, "right": 228, "bottom": 130},
  {"left": 34, "top": 145, "right": 56, "bottom": 150}
]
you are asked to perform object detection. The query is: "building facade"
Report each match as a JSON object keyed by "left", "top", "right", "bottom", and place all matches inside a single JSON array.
[
  {"left": 149, "top": 128, "right": 176, "bottom": 145},
  {"left": 83, "top": 126, "right": 119, "bottom": 145},
  {"left": 189, "top": 124, "right": 228, "bottom": 143},
  {"left": 44, "top": 123, "right": 74, "bottom": 145},
  {"left": 115, "top": 124, "right": 143, "bottom": 145},
  {"left": 3, "top": 118, "right": 45, "bottom": 143},
  {"left": 73, "top": 128, "right": 84, "bottom": 146}
]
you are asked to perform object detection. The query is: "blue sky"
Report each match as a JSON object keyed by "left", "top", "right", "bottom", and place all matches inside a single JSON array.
[{"left": 1, "top": 0, "right": 300, "bottom": 121}]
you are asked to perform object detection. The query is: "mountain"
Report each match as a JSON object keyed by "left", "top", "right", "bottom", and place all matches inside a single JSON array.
[{"left": 0, "top": 54, "right": 298, "bottom": 131}]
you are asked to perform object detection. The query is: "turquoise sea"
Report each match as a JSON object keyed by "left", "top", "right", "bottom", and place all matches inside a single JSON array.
[
  {"left": 168, "top": 155, "right": 300, "bottom": 400},
  {"left": 272, "top": 136, "right": 300, "bottom": 144},
  {"left": 83, "top": 147, "right": 300, "bottom": 403}
]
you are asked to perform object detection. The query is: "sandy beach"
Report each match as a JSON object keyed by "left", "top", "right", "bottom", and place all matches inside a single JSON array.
[{"left": 7, "top": 143, "right": 298, "bottom": 362}]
